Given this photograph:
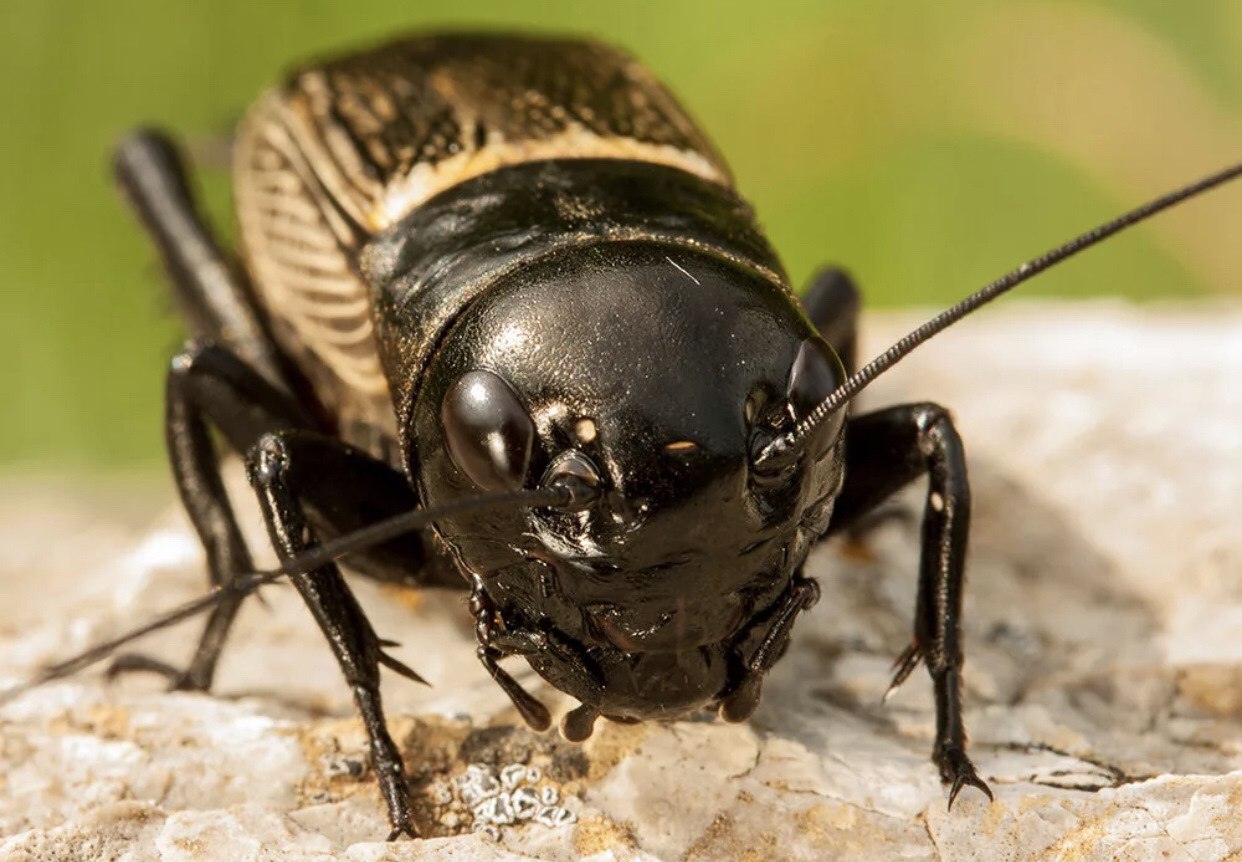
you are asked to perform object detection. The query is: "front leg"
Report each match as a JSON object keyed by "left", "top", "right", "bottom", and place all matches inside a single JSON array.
[
  {"left": 827, "top": 402, "right": 992, "bottom": 807},
  {"left": 247, "top": 431, "right": 422, "bottom": 840},
  {"left": 719, "top": 575, "right": 820, "bottom": 722},
  {"left": 468, "top": 575, "right": 553, "bottom": 732}
]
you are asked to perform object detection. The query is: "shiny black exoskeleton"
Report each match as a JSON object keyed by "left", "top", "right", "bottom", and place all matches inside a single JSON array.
[
  {"left": 106, "top": 35, "right": 990, "bottom": 838},
  {"left": 377, "top": 160, "right": 849, "bottom": 730}
]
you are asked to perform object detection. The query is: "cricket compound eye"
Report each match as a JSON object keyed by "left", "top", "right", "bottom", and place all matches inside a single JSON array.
[{"left": 442, "top": 370, "right": 535, "bottom": 491}]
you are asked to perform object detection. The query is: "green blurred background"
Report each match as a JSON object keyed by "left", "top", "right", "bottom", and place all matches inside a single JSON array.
[{"left": 2, "top": 1, "right": 1240, "bottom": 471}]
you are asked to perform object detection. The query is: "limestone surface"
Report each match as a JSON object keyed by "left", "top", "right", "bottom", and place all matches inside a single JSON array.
[{"left": 2, "top": 303, "right": 1241, "bottom": 861}]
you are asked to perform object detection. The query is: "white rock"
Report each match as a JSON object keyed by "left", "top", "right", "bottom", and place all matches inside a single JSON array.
[{"left": 2, "top": 302, "right": 1241, "bottom": 860}]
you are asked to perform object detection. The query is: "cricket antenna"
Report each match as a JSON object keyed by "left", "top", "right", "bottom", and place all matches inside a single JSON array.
[
  {"left": 0, "top": 484, "right": 587, "bottom": 706},
  {"left": 758, "top": 160, "right": 1242, "bottom": 465}
]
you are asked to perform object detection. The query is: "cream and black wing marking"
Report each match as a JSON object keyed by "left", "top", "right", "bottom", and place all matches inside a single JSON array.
[
  {"left": 275, "top": 35, "right": 733, "bottom": 232},
  {"left": 234, "top": 88, "right": 398, "bottom": 458},
  {"left": 234, "top": 35, "right": 731, "bottom": 458}
]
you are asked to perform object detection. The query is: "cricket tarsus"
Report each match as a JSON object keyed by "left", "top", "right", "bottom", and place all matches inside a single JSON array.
[{"left": 943, "top": 747, "right": 994, "bottom": 810}]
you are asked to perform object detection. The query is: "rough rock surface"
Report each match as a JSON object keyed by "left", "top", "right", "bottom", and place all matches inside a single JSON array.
[{"left": 2, "top": 302, "right": 1241, "bottom": 861}]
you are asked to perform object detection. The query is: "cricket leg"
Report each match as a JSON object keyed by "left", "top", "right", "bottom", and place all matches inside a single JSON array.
[
  {"left": 826, "top": 402, "right": 992, "bottom": 808},
  {"left": 109, "top": 342, "right": 313, "bottom": 689},
  {"left": 247, "top": 430, "right": 423, "bottom": 839},
  {"left": 113, "top": 128, "right": 290, "bottom": 391},
  {"left": 801, "top": 266, "right": 860, "bottom": 376}
]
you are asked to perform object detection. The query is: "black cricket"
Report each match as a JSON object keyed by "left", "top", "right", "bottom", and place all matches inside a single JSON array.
[{"left": 9, "top": 34, "right": 1240, "bottom": 840}]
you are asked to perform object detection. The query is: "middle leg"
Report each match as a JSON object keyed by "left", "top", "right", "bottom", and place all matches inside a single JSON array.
[
  {"left": 113, "top": 342, "right": 456, "bottom": 689},
  {"left": 109, "top": 340, "right": 315, "bottom": 689}
]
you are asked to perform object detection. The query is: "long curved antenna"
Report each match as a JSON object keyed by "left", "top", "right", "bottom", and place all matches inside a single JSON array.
[
  {"left": 758, "top": 160, "right": 1242, "bottom": 465},
  {"left": 0, "top": 486, "right": 576, "bottom": 705}
]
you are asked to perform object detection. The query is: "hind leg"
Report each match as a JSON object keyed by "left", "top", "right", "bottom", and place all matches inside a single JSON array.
[
  {"left": 113, "top": 129, "right": 290, "bottom": 390},
  {"left": 801, "top": 266, "right": 860, "bottom": 376}
]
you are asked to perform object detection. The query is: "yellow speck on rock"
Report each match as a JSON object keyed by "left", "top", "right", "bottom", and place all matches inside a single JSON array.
[
  {"left": 582, "top": 721, "right": 650, "bottom": 781},
  {"left": 173, "top": 836, "right": 206, "bottom": 856},
  {"left": 86, "top": 704, "right": 132, "bottom": 740},
  {"left": 1036, "top": 807, "right": 1116, "bottom": 862},
  {"left": 379, "top": 583, "right": 426, "bottom": 613},
  {"left": 810, "top": 802, "right": 865, "bottom": 836},
  {"left": 1177, "top": 664, "right": 1242, "bottom": 717},
  {"left": 572, "top": 815, "right": 636, "bottom": 855},
  {"left": 982, "top": 794, "right": 1009, "bottom": 834},
  {"left": 683, "top": 813, "right": 782, "bottom": 862}
]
